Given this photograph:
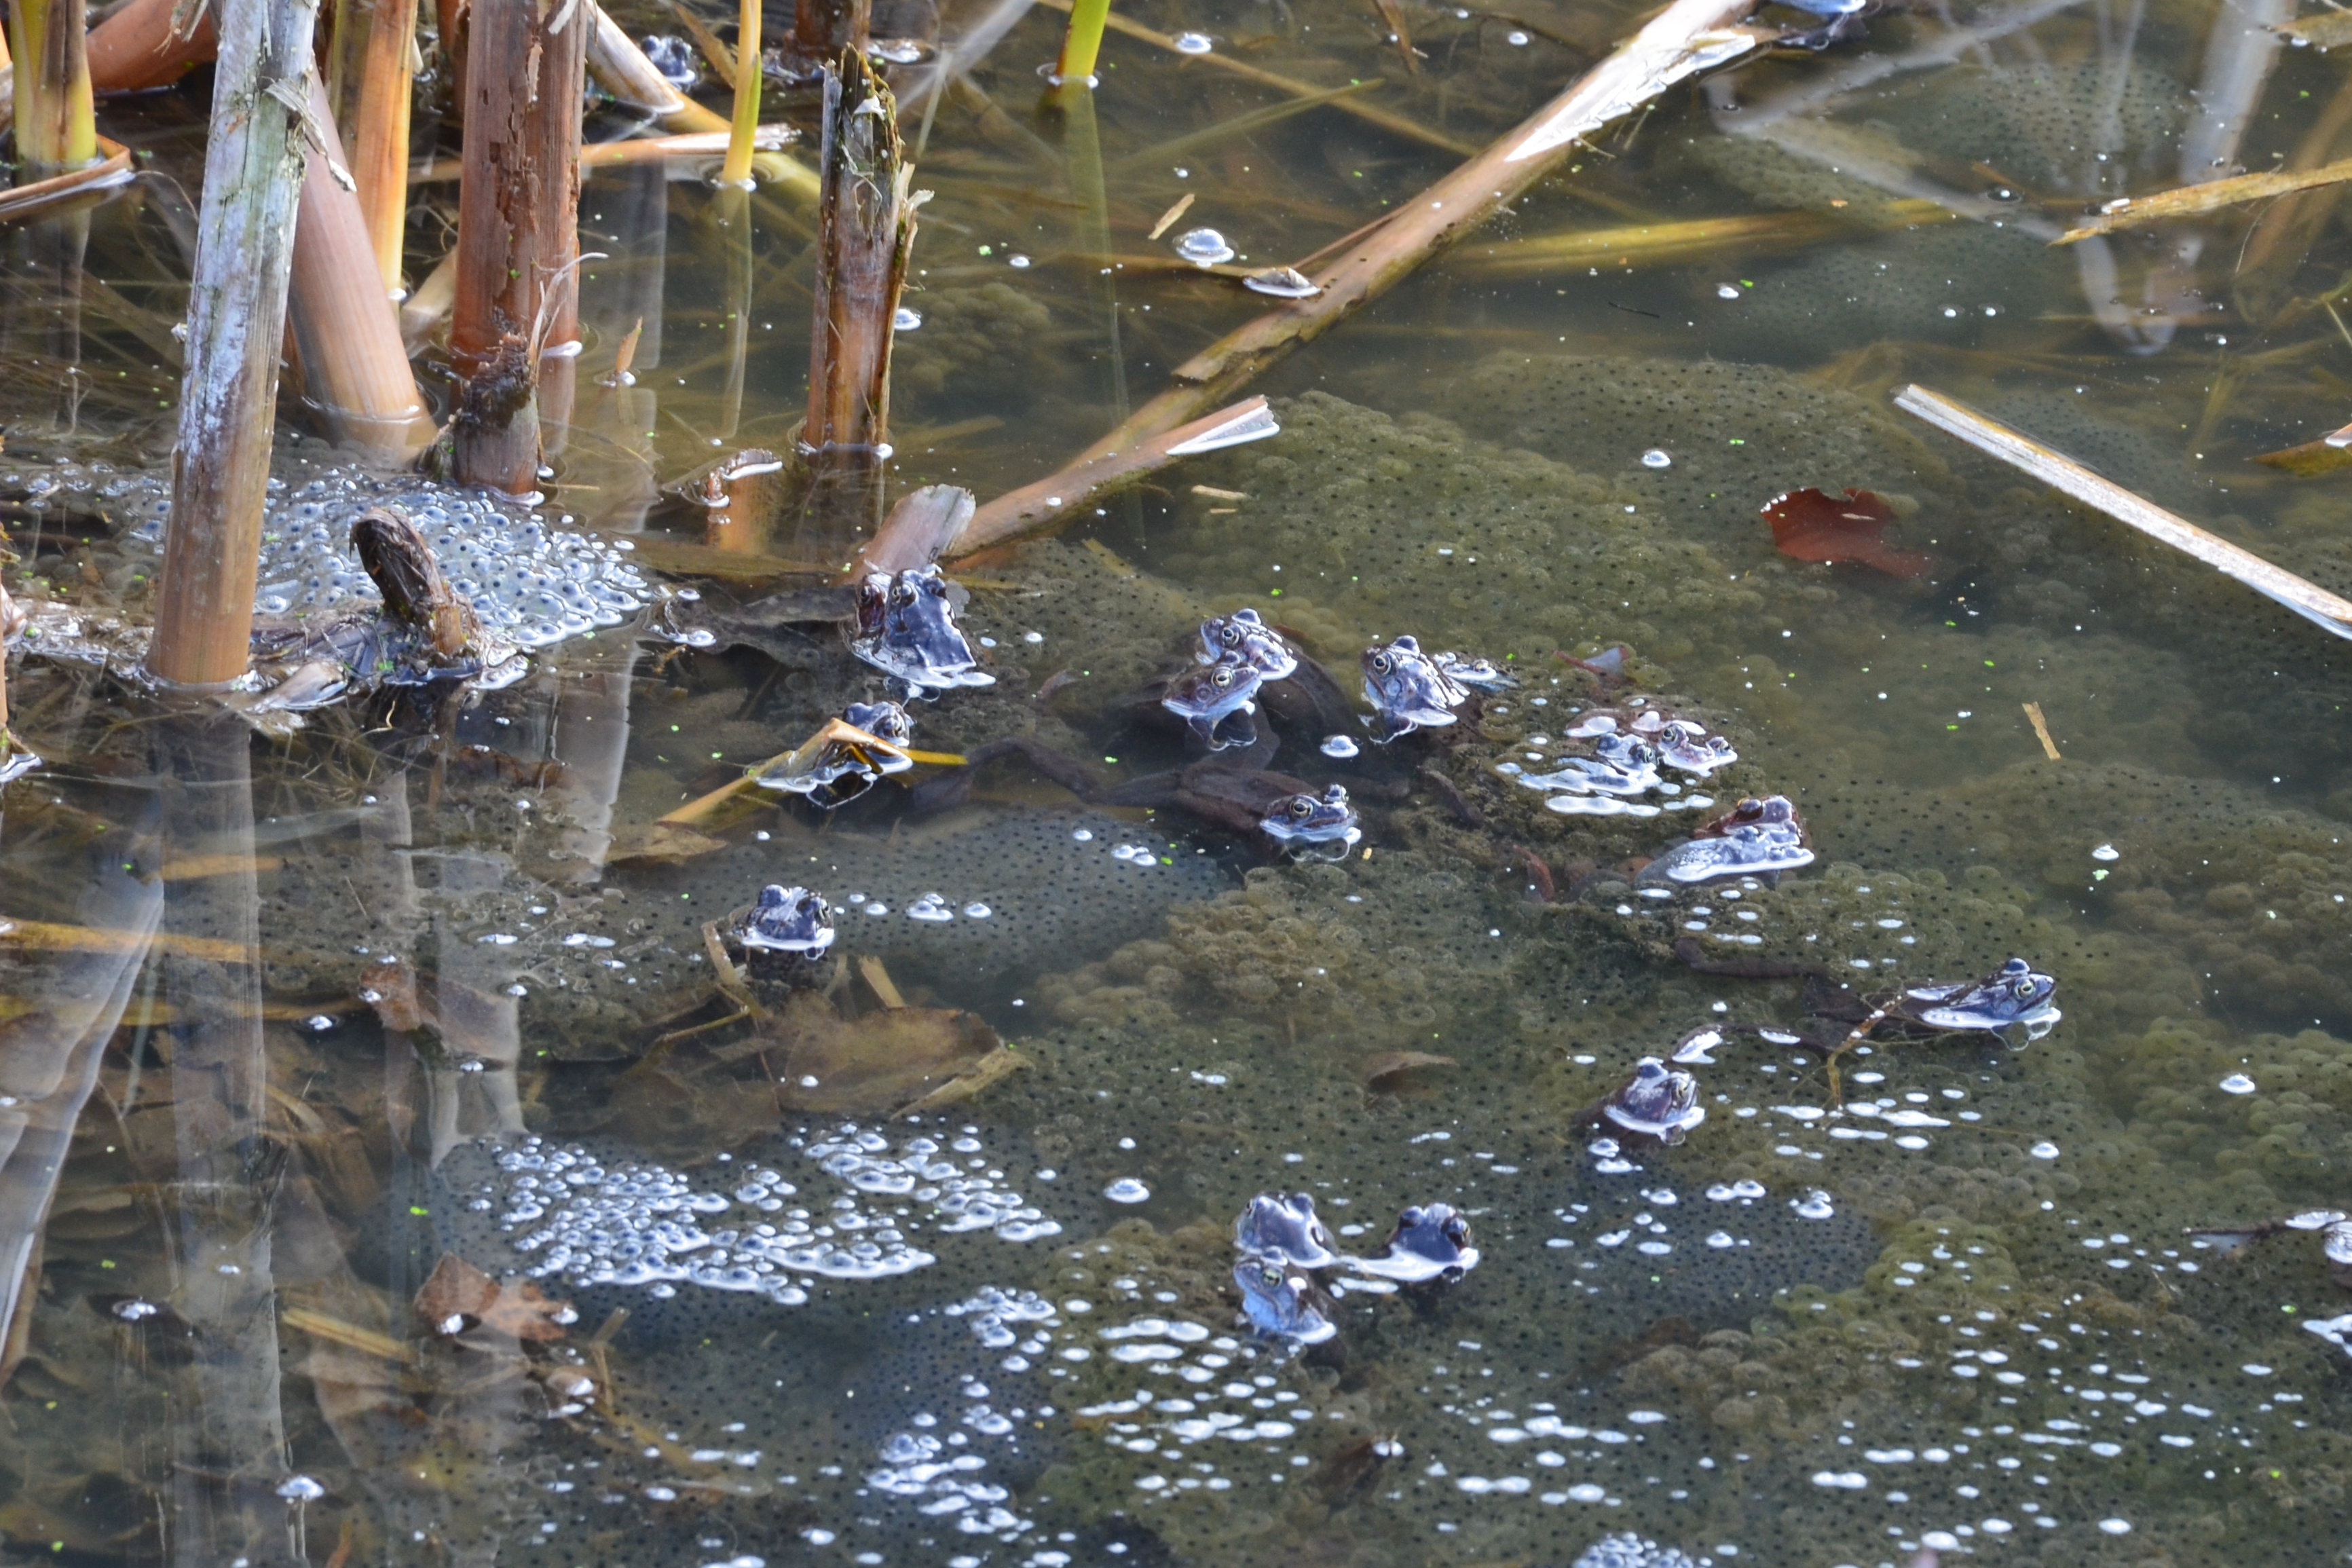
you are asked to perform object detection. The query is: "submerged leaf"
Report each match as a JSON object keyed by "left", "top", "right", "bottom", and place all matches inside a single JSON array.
[
  {"left": 765, "top": 992, "right": 1023, "bottom": 1115},
  {"left": 413, "top": 1253, "right": 571, "bottom": 1342},
  {"left": 1362, "top": 1051, "right": 1457, "bottom": 1088},
  {"left": 1759, "top": 487, "right": 1933, "bottom": 578},
  {"left": 606, "top": 820, "right": 730, "bottom": 866}
]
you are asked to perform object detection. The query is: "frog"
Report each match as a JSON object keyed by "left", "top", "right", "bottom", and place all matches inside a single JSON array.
[
  {"left": 1198, "top": 607, "right": 1298, "bottom": 681},
  {"left": 1254, "top": 784, "right": 1362, "bottom": 863},
  {"left": 1352, "top": 1203, "right": 1479, "bottom": 1284},
  {"left": 1233, "top": 1258, "right": 1339, "bottom": 1344},
  {"left": 2186, "top": 1209, "right": 2352, "bottom": 1294},
  {"left": 1639, "top": 794, "right": 1814, "bottom": 884},
  {"left": 1234, "top": 1191, "right": 1342, "bottom": 1269},
  {"left": 1362, "top": 635, "right": 1472, "bottom": 741},
  {"left": 739, "top": 884, "right": 837, "bottom": 959},
  {"left": 1897, "top": 956, "right": 2060, "bottom": 1034},
  {"left": 1591, "top": 1058, "right": 1707, "bottom": 1145},
  {"left": 756, "top": 705, "right": 918, "bottom": 808},
  {"left": 848, "top": 563, "right": 996, "bottom": 698},
  {"left": 1559, "top": 705, "right": 1736, "bottom": 775},
  {"left": 1160, "top": 652, "right": 1264, "bottom": 750}
]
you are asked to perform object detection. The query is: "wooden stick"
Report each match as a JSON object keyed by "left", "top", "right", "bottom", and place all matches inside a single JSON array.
[
  {"left": 1067, "top": 0, "right": 1763, "bottom": 468},
  {"left": 946, "top": 396, "right": 1277, "bottom": 557},
  {"left": 1032, "top": 0, "right": 1478, "bottom": 158},
  {"left": 86, "top": 0, "right": 216, "bottom": 91},
  {"left": 2021, "top": 702, "right": 2061, "bottom": 761},
  {"left": 2055, "top": 155, "right": 2352, "bottom": 244},
  {"left": 802, "top": 46, "right": 917, "bottom": 538},
  {"left": 147, "top": 0, "right": 321, "bottom": 687},
  {"left": 10, "top": 0, "right": 96, "bottom": 176},
  {"left": 341, "top": 0, "right": 420, "bottom": 293},
  {"left": 1894, "top": 384, "right": 2352, "bottom": 641},
  {"left": 447, "top": 0, "right": 587, "bottom": 492},
  {"left": 287, "top": 75, "right": 433, "bottom": 458}
]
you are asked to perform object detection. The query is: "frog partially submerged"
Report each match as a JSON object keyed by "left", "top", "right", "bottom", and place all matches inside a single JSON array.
[
  {"left": 756, "top": 702, "right": 917, "bottom": 808},
  {"left": 851, "top": 564, "right": 995, "bottom": 698},
  {"left": 1234, "top": 1258, "right": 1339, "bottom": 1343},
  {"left": 1584, "top": 1058, "right": 1708, "bottom": 1145},
  {"left": 1362, "top": 635, "right": 1471, "bottom": 741},
  {"left": 741, "top": 884, "right": 838, "bottom": 960},
  {"left": 1819, "top": 956, "right": 2061, "bottom": 1102},
  {"left": 2186, "top": 1208, "right": 2352, "bottom": 1294},
  {"left": 1198, "top": 607, "right": 1297, "bottom": 681},
  {"left": 1235, "top": 1191, "right": 1343, "bottom": 1269},
  {"left": 1161, "top": 654, "right": 1264, "bottom": 750},
  {"left": 1352, "top": 1204, "right": 1478, "bottom": 1284},
  {"left": 1641, "top": 795, "right": 1814, "bottom": 884},
  {"left": 1564, "top": 709, "right": 1738, "bottom": 777},
  {"left": 1253, "top": 784, "right": 1362, "bottom": 862}
]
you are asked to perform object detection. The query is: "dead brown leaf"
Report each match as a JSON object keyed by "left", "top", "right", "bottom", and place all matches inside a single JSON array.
[
  {"left": 413, "top": 1253, "right": 571, "bottom": 1342},
  {"left": 360, "top": 958, "right": 510, "bottom": 1056},
  {"left": 1362, "top": 1051, "right": 1457, "bottom": 1089},
  {"left": 607, "top": 820, "right": 730, "bottom": 866},
  {"left": 767, "top": 992, "right": 1025, "bottom": 1115}
]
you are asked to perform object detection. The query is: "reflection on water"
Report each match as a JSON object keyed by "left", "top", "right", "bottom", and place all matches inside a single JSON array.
[{"left": 7, "top": 0, "right": 2352, "bottom": 1562}]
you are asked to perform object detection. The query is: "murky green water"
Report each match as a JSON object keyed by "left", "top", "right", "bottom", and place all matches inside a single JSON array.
[{"left": 7, "top": 0, "right": 2352, "bottom": 1564}]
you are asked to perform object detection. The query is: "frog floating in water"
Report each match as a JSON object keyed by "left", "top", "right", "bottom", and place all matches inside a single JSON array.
[
  {"left": 1161, "top": 654, "right": 1263, "bottom": 750},
  {"left": 2187, "top": 1208, "right": 2352, "bottom": 1293},
  {"left": 1362, "top": 635, "right": 1472, "bottom": 741},
  {"left": 1255, "top": 783, "right": 1361, "bottom": 862},
  {"left": 1588, "top": 1058, "right": 1708, "bottom": 1144},
  {"left": 1641, "top": 795, "right": 1814, "bottom": 884},
  {"left": 1198, "top": 607, "right": 1297, "bottom": 681},
  {"left": 756, "top": 701, "right": 918, "bottom": 808},
  {"left": 739, "top": 884, "right": 836, "bottom": 960},
  {"left": 850, "top": 564, "right": 995, "bottom": 698},
  {"left": 1819, "top": 956, "right": 2061, "bottom": 1102},
  {"left": 1233, "top": 1258, "right": 1339, "bottom": 1343},
  {"left": 1234, "top": 1192, "right": 1343, "bottom": 1269},
  {"left": 1352, "top": 1204, "right": 1478, "bottom": 1284},
  {"left": 1565, "top": 709, "right": 1739, "bottom": 777}
]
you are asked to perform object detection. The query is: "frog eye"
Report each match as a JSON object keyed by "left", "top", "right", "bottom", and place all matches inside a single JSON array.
[
  {"left": 1212, "top": 666, "right": 1235, "bottom": 688},
  {"left": 1370, "top": 652, "right": 1393, "bottom": 675},
  {"left": 1288, "top": 797, "right": 1316, "bottom": 818}
]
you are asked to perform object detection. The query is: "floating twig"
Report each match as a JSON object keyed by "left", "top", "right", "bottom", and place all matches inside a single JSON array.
[
  {"left": 1894, "top": 384, "right": 2352, "bottom": 641},
  {"left": 2021, "top": 702, "right": 2061, "bottom": 761},
  {"left": 2055, "top": 155, "right": 2352, "bottom": 243}
]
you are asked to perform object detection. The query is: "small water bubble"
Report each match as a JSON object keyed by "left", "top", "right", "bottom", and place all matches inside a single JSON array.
[
  {"left": 1640, "top": 448, "right": 1672, "bottom": 468},
  {"left": 1174, "top": 228, "right": 1235, "bottom": 265},
  {"left": 1072, "top": 829, "right": 1094, "bottom": 842},
  {"left": 1104, "top": 1178, "right": 1151, "bottom": 1203},
  {"left": 1173, "top": 30, "right": 1213, "bottom": 52},
  {"left": 2091, "top": 842, "right": 2119, "bottom": 861},
  {"left": 1791, "top": 1190, "right": 1835, "bottom": 1220},
  {"left": 1506, "top": 28, "right": 1530, "bottom": 43},
  {"left": 306, "top": 1014, "right": 335, "bottom": 1032},
  {"left": 112, "top": 1299, "right": 161, "bottom": 1321},
  {"left": 963, "top": 902, "right": 993, "bottom": 918},
  {"left": 1716, "top": 284, "right": 1742, "bottom": 300},
  {"left": 2030, "top": 1141, "right": 2061, "bottom": 1159},
  {"left": 895, "top": 307, "right": 924, "bottom": 331},
  {"left": 1320, "top": 734, "right": 1361, "bottom": 759},
  {"left": 276, "top": 1476, "right": 326, "bottom": 1502},
  {"left": 2219, "top": 1074, "right": 2257, "bottom": 1095},
  {"left": 1007, "top": 254, "right": 1032, "bottom": 269}
]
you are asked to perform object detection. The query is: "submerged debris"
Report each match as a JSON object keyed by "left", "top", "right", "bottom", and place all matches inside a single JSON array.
[{"left": 1759, "top": 486, "right": 1932, "bottom": 578}]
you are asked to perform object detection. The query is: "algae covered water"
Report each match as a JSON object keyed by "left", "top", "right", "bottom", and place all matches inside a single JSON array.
[{"left": 7, "top": 0, "right": 2352, "bottom": 1563}]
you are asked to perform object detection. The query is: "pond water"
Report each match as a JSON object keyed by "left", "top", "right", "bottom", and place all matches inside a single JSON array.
[{"left": 5, "top": 0, "right": 2352, "bottom": 1563}]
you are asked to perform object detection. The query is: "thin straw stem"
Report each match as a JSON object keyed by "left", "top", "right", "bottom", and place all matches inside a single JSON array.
[
  {"left": 722, "top": 0, "right": 762, "bottom": 186},
  {"left": 1054, "top": 0, "right": 1108, "bottom": 83}
]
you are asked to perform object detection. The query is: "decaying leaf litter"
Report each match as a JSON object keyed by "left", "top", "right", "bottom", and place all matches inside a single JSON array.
[{"left": 12, "top": 0, "right": 2352, "bottom": 1561}]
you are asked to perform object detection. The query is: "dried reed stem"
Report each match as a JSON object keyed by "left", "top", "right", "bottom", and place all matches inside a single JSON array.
[
  {"left": 288, "top": 75, "right": 433, "bottom": 458},
  {"left": 802, "top": 47, "right": 917, "bottom": 536},
  {"left": 10, "top": 0, "right": 96, "bottom": 176},
  {"left": 332, "top": 0, "right": 421, "bottom": 293},
  {"left": 86, "top": 0, "right": 216, "bottom": 92},
  {"left": 147, "top": 0, "right": 321, "bottom": 687},
  {"left": 721, "top": 0, "right": 762, "bottom": 186},
  {"left": 447, "top": 0, "right": 587, "bottom": 492}
]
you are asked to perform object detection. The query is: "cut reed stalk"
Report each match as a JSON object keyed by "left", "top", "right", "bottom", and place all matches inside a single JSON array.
[
  {"left": 147, "top": 0, "right": 322, "bottom": 687},
  {"left": 722, "top": 0, "right": 762, "bottom": 186},
  {"left": 1055, "top": 0, "right": 1110, "bottom": 83},
  {"left": 801, "top": 46, "right": 918, "bottom": 538},
  {"left": 334, "top": 0, "right": 420, "bottom": 294},
  {"left": 703, "top": 449, "right": 789, "bottom": 552},
  {"left": 288, "top": 75, "right": 433, "bottom": 458},
  {"left": 86, "top": 0, "right": 215, "bottom": 92},
  {"left": 446, "top": 0, "right": 588, "bottom": 492},
  {"left": 10, "top": 0, "right": 96, "bottom": 177}
]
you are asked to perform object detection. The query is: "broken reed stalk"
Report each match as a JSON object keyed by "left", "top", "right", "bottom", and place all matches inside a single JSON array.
[
  {"left": 1031, "top": 0, "right": 1478, "bottom": 158},
  {"left": 147, "top": 0, "right": 322, "bottom": 687},
  {"left": 587, "top": 1, "right": 726, "bottom": 132},
  {"left": 447, "top": 0, "right": 588, "bottom": 493},
  {"left": 1457, "top": 201, "right": 1952, "bottom": 276},
  {"left": 802, "top": 47, "right": 918, "bottom": 538},
  {"left": 332, "top": 0, "right": 421, "bottom": 293},
  {"left": 722, "top": 0, "right": 762, "bottom": 185},
  {"left": 10, "top": 0, "right": 95, "bottom": 176},
  {"left": 1894, "top": 384, "right": 2352, "bottom": 641},
  {"left": 1055, "top": 0, "right": 1110, "bottom": 83},
  {"left": 2055, "top": 155, "right": 2352, "bottom": 243},
  {"left": 287, "top": 75, "right": 432, "bottom": 458},
  {"left": 85, "top": 0, "right": 217, "bottom": 92},
  {"left": 1078, "top": 0, "right": 1763, "bottom": 462}
]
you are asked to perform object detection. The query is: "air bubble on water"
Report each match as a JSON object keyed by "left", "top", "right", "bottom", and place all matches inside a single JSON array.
[
  {"left": 2219, "top": 1074, "right": 2256, "bottom": 1094},
  {"left": 963, "top": 902, "right": 993, "bottom": 919},
  {"left": 1174, "top": 228, "right": 1235, "bottom": 265},
  {"left": 307, "top": 1014, "right": 334, "bottom": 1031},
  {"left": 1173, "top": 30, "right": 1212, "bottom": 52},
  {"left": 1072, "top": 829, "right": 1094, "bottom": 842},
  {"left": 1506, "top": 28, "right": 1530, "bottom": 43},
  {"left": 2030, "top": 1141, "right": 2061, "bottom": 1159},
  {"left": 1792, "top": 1190, "right": 1835, "bottom": 1220},
  {"left": 276, "top": 1476, "right": 326, "bottom": 1502},
  {"left": 1321, "top": 734, "right": 1360, "bottom": 758},
  {"left": 1640, "top": 449, "right": 1671, "bottom": 468},
  {"left": 1716, "top": 284, "right": 1741, "bottom": 299},
  {"left": 2091, "top": 842, "right": 2119, "bottom": 861},
  {"left": 895, "top": 307, "right": 924, "bottom": 331},
  {"left": 1104, "top": 1179, "right": 1151, "bottom": 1203}
]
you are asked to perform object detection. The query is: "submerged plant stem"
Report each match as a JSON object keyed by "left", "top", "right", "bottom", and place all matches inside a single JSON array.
[{"left": 722, "top": 0, "right": 762, "bottom": 187}]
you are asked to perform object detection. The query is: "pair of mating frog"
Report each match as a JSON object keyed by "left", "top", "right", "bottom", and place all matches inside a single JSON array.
[
  {"left": 1231, "top": 1191, "right": 1480, "bottom": 1346},
  {"left": 1574, "top": 956, "right": 2064, "bottom": 1151}
]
